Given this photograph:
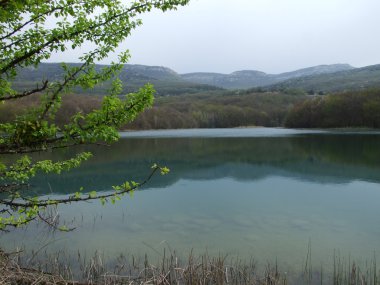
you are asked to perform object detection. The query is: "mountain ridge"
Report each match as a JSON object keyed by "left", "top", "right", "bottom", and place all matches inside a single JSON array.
[
  {"left": 266, "top": 64, "right": 380, "bottom": 93},
  {"left": 12, "top": 62, "right": 380, "bottom": 95},
  {"left": 181, "top": 64, "right": 355, "bottom": 89},
  {"left": 13, "top": 63, "right": 221, "bottom": 96}
]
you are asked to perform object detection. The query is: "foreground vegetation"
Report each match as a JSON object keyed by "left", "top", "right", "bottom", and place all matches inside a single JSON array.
[
  {"left": 1, "top": 248, "right": 378, "bottom": 285},
  {"left": 0, "top": 0, "right": 191, "bottom": 231}
]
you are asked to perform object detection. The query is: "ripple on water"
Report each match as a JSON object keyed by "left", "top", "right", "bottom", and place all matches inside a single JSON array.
[{"left": 290, "top": 219, "right": 312, "bottom": 231}]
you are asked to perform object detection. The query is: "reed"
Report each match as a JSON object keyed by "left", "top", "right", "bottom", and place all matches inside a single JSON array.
[{"left": 0, "top": 248, "right": 378, "bottom": 285}]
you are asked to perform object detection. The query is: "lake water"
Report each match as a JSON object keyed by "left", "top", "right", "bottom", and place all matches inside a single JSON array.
[{"left": 1, "top": 128, "right": 380, "bottom": 272}]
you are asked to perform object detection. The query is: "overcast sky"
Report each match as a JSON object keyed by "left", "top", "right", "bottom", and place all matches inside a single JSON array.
[{"left": 51, "top": 0, "right": 380, "bottom": 74}]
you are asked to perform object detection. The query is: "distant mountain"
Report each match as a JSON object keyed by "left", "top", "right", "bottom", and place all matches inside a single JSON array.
[
  {"left": 181, "top": 64, "right": 354, "bottom": 89},
  {"left": 13, "top": 63, "right": 222, "bottom": 96},
  {"left": 119, "top": 64, "right": 180, "bottom": 81},
  {"left": 12, "top": 62, "right": 380, "bottom": 95},
  {"left": 181, "top": 70, "right": 273, "bottom": 89},
  {"left": 274, "top": 64, "right": 355, "bottom": 81},
  {"left": 266, "top": 64, "right": 380, "bottom": 93}
]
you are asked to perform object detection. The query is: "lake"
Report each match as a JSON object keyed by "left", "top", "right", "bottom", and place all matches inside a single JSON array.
[{"left": 1, "top": 128, "right": 380, "bottom": 273}]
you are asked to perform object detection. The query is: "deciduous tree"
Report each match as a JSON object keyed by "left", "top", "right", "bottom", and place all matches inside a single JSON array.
[{"left": 0, "top": 0, "right": 188, "bottom": 230}]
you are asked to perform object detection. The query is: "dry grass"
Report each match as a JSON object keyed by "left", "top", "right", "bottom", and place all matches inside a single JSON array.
[
  {"left": 0, "top": 248, "right": 378, "bottom": 285},
  {"left": 0, "top": 249, "right": 77, "bottom": 285},
  {"left": 0, "top": 249, "right": 284, "bottom": 285}
]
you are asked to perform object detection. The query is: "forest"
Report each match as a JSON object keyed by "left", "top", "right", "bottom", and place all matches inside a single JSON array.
[
  {"left": 2, "top": 87, "right": 380, "bottom": 129},
  {"left": 284, "top": 89, "right": 380, "bottom": 128}
]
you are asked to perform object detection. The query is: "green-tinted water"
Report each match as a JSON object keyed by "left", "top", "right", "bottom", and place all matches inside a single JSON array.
[{"left": 1, "top": 128, "right": 380, "bottom": 270}]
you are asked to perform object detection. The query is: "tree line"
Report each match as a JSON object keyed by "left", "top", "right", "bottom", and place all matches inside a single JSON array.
[
  {"left": 284, "top": 89, "right": 380, "bottom": 128},
  {"left": 127, "top": 91, "right": 306, "bottom": 129},
  {"left": 3, "top": 88, "right": 380, "bottom": 130}
]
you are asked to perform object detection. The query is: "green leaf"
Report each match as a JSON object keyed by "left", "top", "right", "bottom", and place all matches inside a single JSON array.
[
  {"left": 160, "top": 167, "right": 170, "bottom": 175},
  {"left": 0, "top": 0, "right": 187, "bottom": 231}
]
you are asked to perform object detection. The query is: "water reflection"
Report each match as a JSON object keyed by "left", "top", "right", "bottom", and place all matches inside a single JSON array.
[{"left": 29, "top": 132, "right": 380, "bottom": 195}]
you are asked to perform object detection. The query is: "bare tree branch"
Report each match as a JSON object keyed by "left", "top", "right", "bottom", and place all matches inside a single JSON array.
[
  {"left": 0, "top": 80, "right": 48, "bottom": 101},
  {"left": 39, "top": 63, "right": 88, "bottom": 120}
]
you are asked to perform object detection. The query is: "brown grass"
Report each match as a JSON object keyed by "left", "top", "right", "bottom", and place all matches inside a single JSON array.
[{"left": 0, "top": 248, "right": 378, "bottom": 285}]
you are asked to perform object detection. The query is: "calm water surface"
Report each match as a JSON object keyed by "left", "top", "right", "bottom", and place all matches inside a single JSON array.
[{"left": 1, "top": 128, "right": 380, "bottom": 270}]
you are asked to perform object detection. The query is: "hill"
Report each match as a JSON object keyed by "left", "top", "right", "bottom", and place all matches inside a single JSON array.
[
  {"left": 181, "top": 64, "right": 354, "bottom": 89},
  {"left": 12, "top": 62, "right": 380, "bottom": 95},
  {"left": 266, "top": 64, "right": 380, "bottom": 94},
  {"left": 12, "top": 63, "right": 222, "bottom": 96}
]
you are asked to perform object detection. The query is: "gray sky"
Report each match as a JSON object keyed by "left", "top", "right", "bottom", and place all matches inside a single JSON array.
[{"left": 51, "top": 0, "right": 380, "bottom": 74}]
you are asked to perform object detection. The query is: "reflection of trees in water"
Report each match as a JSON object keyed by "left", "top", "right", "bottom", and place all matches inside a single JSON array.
[{"left": 29, "top": 134, "right": 380, "bottom": 195}]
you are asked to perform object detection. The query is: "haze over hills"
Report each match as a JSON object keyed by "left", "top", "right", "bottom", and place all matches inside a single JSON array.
[
  {"left": 181, "top": 64, "right": 355, "bottom": 89},
  {"left": 12, "top": 62, "right": 380, "bottom": 95},
  {"left": 266, "top": 64, "right": 380, "bottom": 93},
  {"left": 14, "top": 63, "right": 222, "bottom": 96}
]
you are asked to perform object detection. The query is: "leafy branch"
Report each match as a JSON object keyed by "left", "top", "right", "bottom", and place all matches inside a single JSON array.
[
  {"left": 0, "top": 0, "right": 189, "bottom": 231},
  {"left": 0, "top": 164, "right": 170, "bottom": 231}
]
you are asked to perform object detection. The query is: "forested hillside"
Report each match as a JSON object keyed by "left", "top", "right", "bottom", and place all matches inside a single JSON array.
[
  {"left": 181, "top": 64, "right": 354, "bottom": 89},
  {"left": 285, "top": 89, "right": 380, "bottom": 128},
  {"left": 5, "top": 62, "right": 380, "bottom": 130},
  {"left": 0, "top": 88, "right": 306, "bottom": 129},
  {"left": 15, "top": 62, "right": 380, "bottom": 95},
  {"left": 268, "top": 64, "right": 380, "bottom": 94},
  {"left": 13, "top": 63, "right": 222, "bottom": 96},
  {"left": 127, "top": 90, "right": 306, "bottom": 129}
]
